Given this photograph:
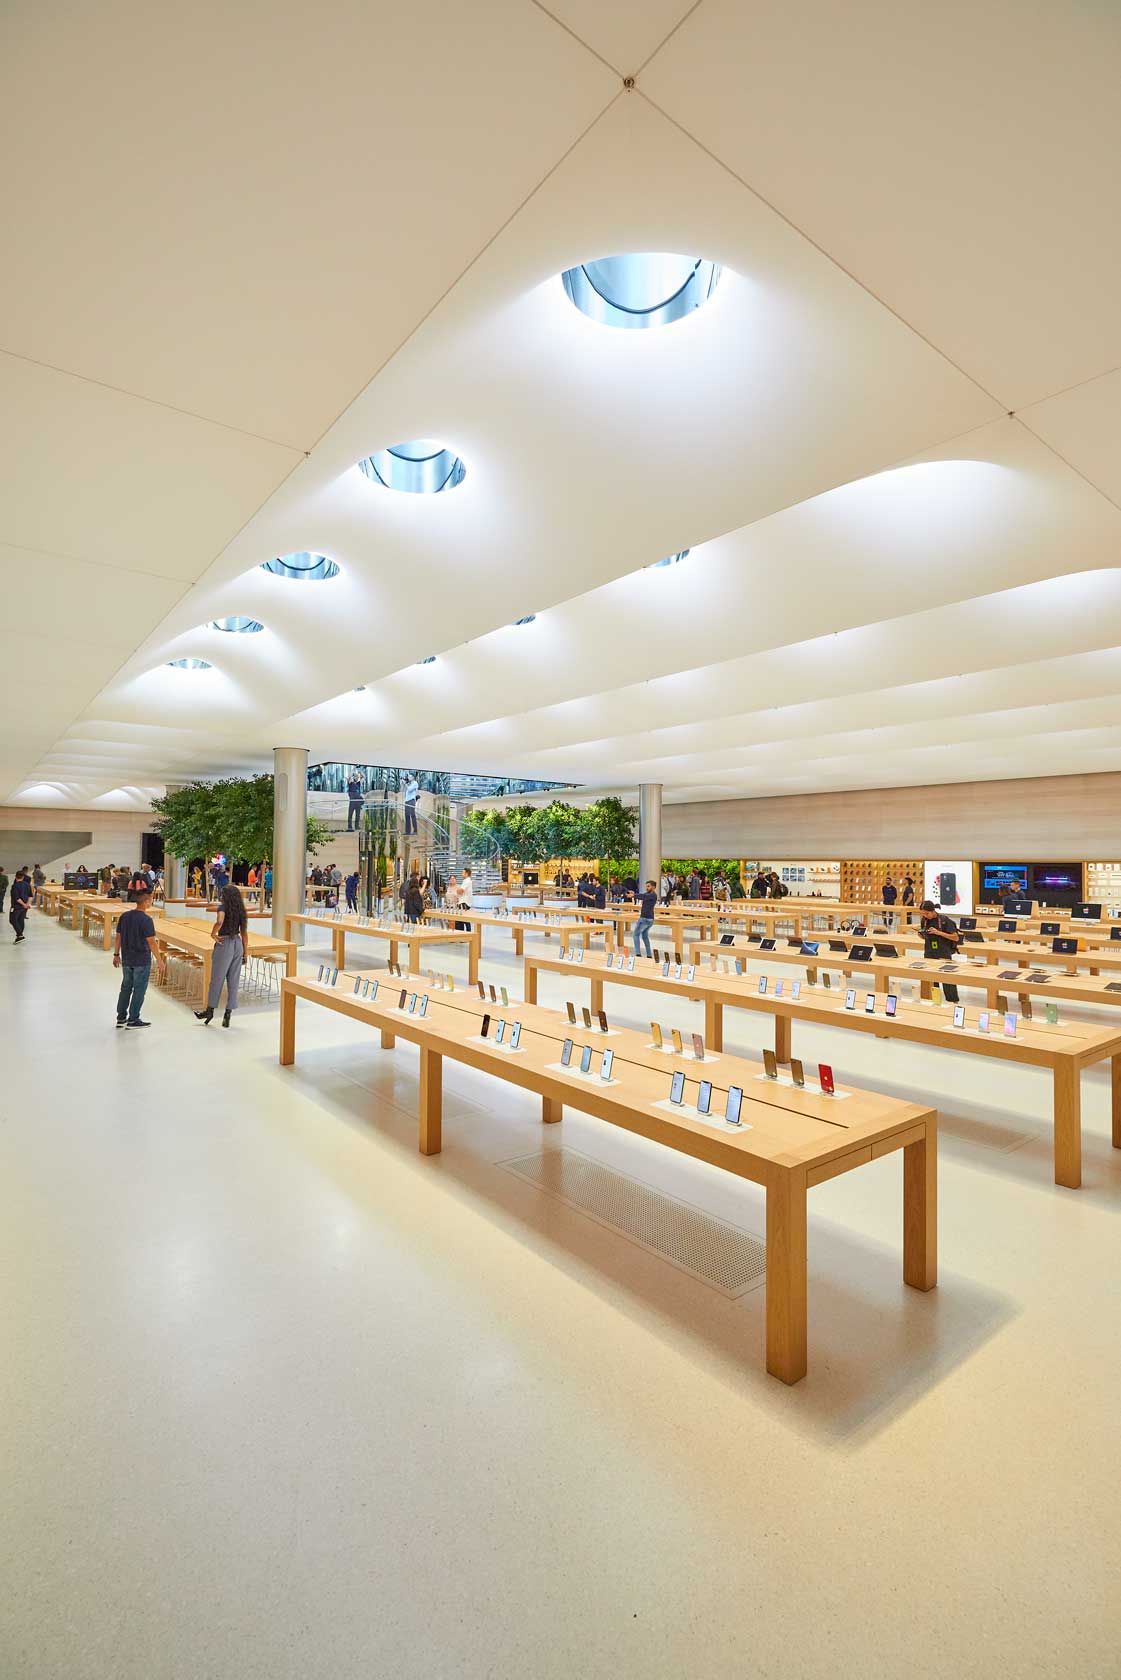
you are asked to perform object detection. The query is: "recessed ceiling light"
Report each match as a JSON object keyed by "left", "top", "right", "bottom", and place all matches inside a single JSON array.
[
  {"left": 168, "top": 657, "right": 212, "bottom": 670},
  {"left": 261, "top": 552, "right": 340, "bottom": 580},
  {"left": 650, "top": 550, "right": 691, "bottom": 568},
  {"left": 358, "top": 439, "right": 466, "bottom": 494},
  {"left": 416, "top": 655, "right": 437, "bottom": 665},
  {"left": 561, "top": 254, "right": 721, "bottom": 329},
  {"left": 210, "top": 615, "right": 264, "bottom": 633},
  {"left": 512, "top": 615, "right": 537, "bottom": 627},
  {"left": 353, "top": 685, "right": 366, "bottom": 692}
]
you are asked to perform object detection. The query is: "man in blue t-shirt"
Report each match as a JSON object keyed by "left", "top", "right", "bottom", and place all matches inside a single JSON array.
[
  {"left": 113, "top": 889, "right": 160, "bottom": 1028},
  {"left": 9, "top": 868, "right": 32, "bottom": 942},
  {"left": 632, "top": 880, "right": 658, "bottom": 959}
]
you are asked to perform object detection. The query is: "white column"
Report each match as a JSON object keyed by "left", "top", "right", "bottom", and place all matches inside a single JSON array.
[
  {"left": 272, "top": 747, "right": 308, "bottom": 944},
  {"left": 164, "top": 855, "right": 186, "bottom": 908},
  {"left": 638, "top": 783, "right": 663, "bottom": 887}
]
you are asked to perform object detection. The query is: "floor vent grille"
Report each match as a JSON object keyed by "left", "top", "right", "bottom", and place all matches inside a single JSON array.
[{"left": 500, "top": 1148, "right": 766, "bottom": 1297}]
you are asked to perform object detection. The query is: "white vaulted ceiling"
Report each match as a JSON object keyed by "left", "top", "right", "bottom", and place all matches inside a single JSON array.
[{"left": 3, "top": 0, "right": 1120, "bottom": 808}]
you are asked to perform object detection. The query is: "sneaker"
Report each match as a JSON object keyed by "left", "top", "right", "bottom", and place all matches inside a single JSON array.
[
  {"left": 125, "top": 1019, "right": 151, "bottom": 1029},
  {"left": 116, "top": 1019, "right": 126, "bottom": 1029}
]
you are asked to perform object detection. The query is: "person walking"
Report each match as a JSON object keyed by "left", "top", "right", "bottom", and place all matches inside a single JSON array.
[
  {"left": 633, "top": 879, "right": 657, "bottom": 959},
  {"left": 263, "top": 863, "right": 273, "bottom": 909},
  {"left": 403, "top": 872, "right": 424, "bottom": 924},
  {"left": 345, "top": 868, "right": 359, "bottom": 913},
  {"left": 0, "top": 865, "right": 8, "bottom": 916},
  {"left": 403, "top": 772, "right": 419, "bottom": 835},
  {"left": 195, "top": 884, "right": 249, "bottom": 1027},
  {"left": 8, "top": 868, "right": 32, "bottom": 942},
  {"left": 346, "top": 771, "right": 364, "bottom": 831},
  {"left": 112, "top": 887, "right": 160, "bottom": 1029}
]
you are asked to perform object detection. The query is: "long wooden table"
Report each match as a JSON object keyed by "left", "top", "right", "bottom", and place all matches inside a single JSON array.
[
  {"left": 279, "top": 971, "right": 937, "bottom": 1384},
  {"left": 152, "top": 915, "right": 296, "bottom": 1001},
  {"left": 422, "top": 906, "right": 613, "bottom": 956},
  {"left": 522, "top": 949, "right": 1121, "bottom": 1190},
  {"left": 285, "top": 912, "right": 479, "bottom": 984},
  {"left": 78, "top": 899, "right": 133, "bottom": 949},
  {"left": 698, "top": 930, "right": 1121, "bottom": 982}
]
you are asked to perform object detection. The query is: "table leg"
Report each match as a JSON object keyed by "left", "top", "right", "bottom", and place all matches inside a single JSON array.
[
  {"left": 903, "top": 1119, "right": 938, "bottom": 1290},
  {"left": 202, "top": 946, "right": 213, "bottom": 1006},
  {"left": 705, "top": 997, "right": 723, "bottom": 1052},
  {"left": 514, "top": 928, "right": 523, "bottom": 957},
  {"left": 419, "top": 1047, "right": 442, "bottom": 1155},
  {"left": 920, "top": 980, "right": 932, "bottom": 1001},
  {"left": 775, "top": 1013, "right": 792, "bottom": 1063},
  {"left": 793, "top": 914, "right": 802, "bottom": 939},
  {"left": 1113, "top": 1055, "right": 1121, "bottom": 1150},
  {"left": 525, "top": 962, "right": 538, "bottom": 1004},
  {"left": 103, "top": 917, "right": 113, "bottom": 951},
  {"left": 407, "top": 940, "right": 420, "bottom": 976},
  {"left": 388, "top": 938, "right": 398, "bottom": 972},
  {"left": 285, "top": 942, "right": 296, "bottom": 977},
  {"left": 589, "top": 977, "right": 603, "bottom": 1015},
  {"left": 333, "top": 926, "right": 345, "bottom": 968},
  {"left": 543, "top": 1096, "right": 563, "bottom": 1124},
  {"left": 876, "top": 971, "right": 890, "bottom": 994},
  {"left": 468, "top": 932, "right": 479, "bottom": 986},
  {"left": 280, "top": 986, "right": 296, "bottom": 1064},
  {"left": 1052, "top": 1062, "right": 1082, "bottom": 1189},
  {"left": 380, "top": 1028, "right": 396, "bottom": 1050},
  {"left": 766, "top": 1170, "right": 808, "bottom": 1384}
]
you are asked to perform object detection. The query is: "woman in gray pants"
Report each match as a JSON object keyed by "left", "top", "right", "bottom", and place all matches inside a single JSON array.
[{"left": 195, "top": 885, "right": 249, "bottom": 1027}]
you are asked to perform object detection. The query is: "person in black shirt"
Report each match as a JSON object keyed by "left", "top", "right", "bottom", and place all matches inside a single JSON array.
[
  {"left": 633, "top": 880, "right": 658, "bottom": 958},
  {"left": 901, "top": 875, "right": 915, "bottom": 907},
  {"left": 920, "top": 899, "right": 962, "bottom": 1003},
  {"left": 113, "top": 889, "right": 160, "bottom": 1027},
  {"left": 591, "top": 877, "right": 606, "bottom": 911},
  {"left": 9, "top": 868, "right": 32, "bottom": 942},
  {"left": 0, "top": 866, "right": 8, "bottom": 915}
]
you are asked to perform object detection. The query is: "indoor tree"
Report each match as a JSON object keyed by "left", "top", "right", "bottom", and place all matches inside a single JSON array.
[{"left": 151, "top": 775, "right": 331, "bottom": 866}]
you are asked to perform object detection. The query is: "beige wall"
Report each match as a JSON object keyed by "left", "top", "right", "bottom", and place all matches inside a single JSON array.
[
  {"left": 0, "top": 806, "right": 153, "bottom": 874},
  {"left": 660, "top": 772, "right": 1121, "bottom": 860}
]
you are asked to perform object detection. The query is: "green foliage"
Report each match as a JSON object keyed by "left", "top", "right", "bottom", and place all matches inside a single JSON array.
[
  {"left": 463, "top": 798, "right": 637, "bottom": 873},
  {"left": 580, "top": 796, "right": 636, "bottom": 864},
  {"left": 662, "top": 857, "right": 742, "bottom": 882},
  {"left": 151, "top": 775, "right": 330, "bottom": 862}
]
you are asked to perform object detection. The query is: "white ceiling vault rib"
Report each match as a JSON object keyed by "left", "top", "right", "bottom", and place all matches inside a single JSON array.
[{"left": 3, "top": 1, "right": 1118, "bottom": 807}]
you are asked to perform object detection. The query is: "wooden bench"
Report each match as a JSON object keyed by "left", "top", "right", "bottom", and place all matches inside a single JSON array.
[{"left": 279, "top": 971, "right": 937, "bottom": 1385}]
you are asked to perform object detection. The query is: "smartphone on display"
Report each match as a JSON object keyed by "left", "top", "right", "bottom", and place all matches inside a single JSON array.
[
  {"left": 845, "top": 989, "right": 856, "bottom": 1010},
  {"left": 763, "top": 1049, "right": 778, "bottom": 1079},
  {"left": 398, "top": 989, "right": 408, "bottom": 1010},
  {"left": 686, "top": 965, "right": 696, "bottom": 983},
  {"left": 317, "top": 965, "right": 325, "bottom": 982},
  {"left": 651, "top": 1022, "right": 663, "bottom": 1048},
  {"left": 774, "top": 980, "right": 784, "bottom": 998},
  {"left": 758, "top": 975, "right": 768, "bottom": 994},
  {"left": 790, "top": 1058, "right": 805, "bottom": 1088},
  {"left": 1020, "top": 995, "right": 1033, "bottom": 1021},
  {"left": 494, "top": 1019, "right": 506, "bottom": 1044},
  {"left": 818, "top": 1063, "right": 835, "bottom": 1095},
  {"left": 978, "top": 1010, "right": 990, "bottom": 1033},
  {"left": 1045, "top": 1002, "right": 1059, "bottom": 1025},
  {"left": 791, "top": 981, "right": 801, "bottom": 1000},
  {"left": 692, "top": 1032, "right": 705, "bottom": 1060},
  {"left": 671, "top": 1028, "right": 683, "bottom": 1054},
  {"left": 510, "top": 1022, "right": 522, "bottom": 1050},
  {"left": 697, "top": 1080, "right": 712, "bottom": 1115},
  {"left": 408, "top": 993, "right": 418, "bottom": 1013},
  {"left": 575, "top": 946, "right": 584, "bottom": 963},
  {"left": 598, "top": 1010, "right": 609, "bottom": 1034},
  {"left": 580, "top": 1044, "right": 593, "bottom": 1075},
  {"left": 561, "top": 1037, "right": 573, "bottom": 1066},
  {"left": 669, "top": 1070, "right": 686, "bottom": 1105},
  {"left": 931, "top": 984, "right": 943, "bottom": 1006},
  {"left": 500, "top": 986, "right": 509, "bottom": 1007},
  {"left": 600, "top": 1048, "right": 614, "bottom": 1081},
  {"left": 489, "top": 986, "right": 498, "bottom": 1003},
  {"left": 626, "top": 955, "right": 636, "bottom": 973},
  {"left": 725, "top": 1086, "right": 743, "bottom": 1125},
  {"left": 885, "top": 993, "right": 898, "bottom": 1017},
  {"left": 953, "top": 1005, "right": 965, "bottom": 1028},
  {"left": 480, "top": 1013, "right": 491, "bottom": 1038},
  {"left": 566, "top": 1001, "right": 576, "bottom": 1024},
  {"left": 864, "top": 993, "right": 875, "bottom": 1014},
  {"left": 581, "top": 1007, "right": 592, "bottom": 1030},
  {"left": 605, "top": 951, "right": 614, "bottom": 968},
  {"left": 734, "top": 959, "right": 744, "bottom": 977},
  {"left": 444, "top": 975, "right": 453, "bottom": 992},
  {"left": 652, "top": 948, "right": 661, "bottom": 965},
  {"left": 353, "top": 978, "right": 362, "bottom": 995},
  {"left": 420, "top": 994, "right": 430, "bottom": 1017},
  {"left": 672, "top": 963, "right": 682, "bottom": 981},
  {"left": 661, "top": 960, "right": 670, "bottom": 978},
  {"left": 477, "top": 981, "right": 486, "bottom": 999},
  {"left": 822, "top": 972, "right": 832, "bottom": 989},
  {"left": 1003, "top": 1014, "right": 1018, "bottom": 1038}
]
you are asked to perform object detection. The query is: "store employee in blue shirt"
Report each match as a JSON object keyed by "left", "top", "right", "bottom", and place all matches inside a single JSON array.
[{"left": 113, "top": 889, "right": 161, "bottom": 1028}]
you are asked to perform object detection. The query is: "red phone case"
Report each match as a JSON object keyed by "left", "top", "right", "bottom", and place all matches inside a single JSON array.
[{"left": 819, "top": 1063, "right": 835, "bottom": 1095}]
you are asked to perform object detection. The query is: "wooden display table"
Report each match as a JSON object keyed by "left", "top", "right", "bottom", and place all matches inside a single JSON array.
[
  {"left": 523, "top": 950, "right": 1121, "bottom": 1190},
  {"left": 280, "top": 971, "right": 937, "bottom": 1385},
  {"left": 152, "top": 915, "right": 296, "bottom": 1001},
  {"left": 422, "top": 906, "right": 612, "bottom": 956},
  {"left": 57, "top": 890, "right": 103, "bottom": 928},
  {"left": 285, "top": 912, "right": 479, "bottom": 984},
  {"left": 698, "top": 928, "right": 1121, "bottom": 979},
  {"left": 79, "top": 899, "right": 133, "bottom": 950}
]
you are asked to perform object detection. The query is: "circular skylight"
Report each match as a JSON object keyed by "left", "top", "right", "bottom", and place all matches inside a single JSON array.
[
  {"left": 210, "top": 615, "right": 264, "bottom": 633},
  {"left": 650, "top": 550, "right": 691, "bottom": 569},
  {"left": 168, "top": 657, "right": 212, "bottom": 670},
  {"left": 358, "top": 440, "right": 466, "bottom": 495},
  {"left": 261, "top": 552, "right": 340, "bottom": 581},
  {"left": 561, "top": 254, "right": 721, "bottom": 329}
]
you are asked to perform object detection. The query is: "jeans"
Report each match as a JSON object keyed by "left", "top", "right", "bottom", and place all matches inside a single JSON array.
[
  {"left": 347, "top": 798, "right": 363, "bottom": 830},
  {"left": 346, "top": 890, "right": 358, "bottom": 913},
  {"left": 404, "top": 802, "right": 417, "bottom": 834},
  {"left": 633, "top": 917, "right": 654, "bottom": 958},
  {"left": 117, "top": 962, "right": 151, "bottom": 1022}
]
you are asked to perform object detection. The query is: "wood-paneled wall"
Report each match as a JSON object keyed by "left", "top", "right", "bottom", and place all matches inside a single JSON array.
[{"left": 660, "top": 772, "right": 1121, "bottom": 860}]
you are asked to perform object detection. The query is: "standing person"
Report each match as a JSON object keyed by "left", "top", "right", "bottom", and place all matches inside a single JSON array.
[
  {"left": 0, "top": 865, "right": 8, "bottom": 915},
  {"left": 659, "top": 868, "right": 672, "bottom": 906},
  {"left": 699, "top": 873, "right": 713, "bottom": 901},
  {"left": 127, "top": 866, "right": 149, "bottom": 903},
  {"left": 403, "top": 872, "right": 424, "bottom": 924},
  {"left": 195, "top": 885, "right": 249, "bottom": 1027},
  {"left": 687, "top": 868, "right": 702, "bottom": 902},
  {"left": 750, "top": 870, "right": 768, "bottom": 899},
  {"left": 457, "top": 865, "right": 473, "bottom": 931},
  {"left": 444, "top": 873, "right": 460, "bottom": 914},
  {"left": 8, "top": 868, "right": 32, "bottom": 942},
  {"left": 902, "top": 875, "right": 916, "bottom": 908},
  {"left": 419, "top": 874, "right": 434, "bottom": 912},
  {"left": 591, "top": 875, "right": 606, "bottom": 911},
  {"left": 403, "top": 772, "right": 419, "bottom": 835},
  {"left": 33, "top": 864, "right": 46, "bottom": 898},
  {"left": 345, "top": 868, "right": 359, "bottom": 914},
  {"left": 346, "top": 771, "right": 364, "bottom": 832},
  {"left": 633, "top": 879, "right": 657, "bottom": 958},
  {"left": 919, "top": 899, "right": 962, "bottom": 1003},
  {"left": 263, "top": 862, "right": 273, "bottom": 909},
  {"left": 882, "top": 874, "right": 898, "bottom": 928},
  {"left": 112, "top": 887, "right": 160, "bottom": 1029}
]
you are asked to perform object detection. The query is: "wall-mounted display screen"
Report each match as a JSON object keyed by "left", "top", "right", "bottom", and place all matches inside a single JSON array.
[
  {"left": 981, "top": 863, "right": 1028, "bottom": 897},
  {"left": 1029, "top": 863, "right": 1082, "bottom": 896}
]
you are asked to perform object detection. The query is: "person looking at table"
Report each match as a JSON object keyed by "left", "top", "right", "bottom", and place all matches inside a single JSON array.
[
  {"left": 112, "top": 887, "right": 161, "bottom": 1030},
  {"left": 749, "top": 870, "right": 768, "bottom": 899},
  {"left": 919, "top": 899, "right": 962, "bottom": 1002},
  {"left": 633, "top": 880, "right": 657, "bottom": 958},
  {"left": 0, "top": 865, "right": 8, "bottom": 915},
  {"left": 344, "top": 868, "right": 359, "bottom": 914},
  {"left": 195, "top": 884, "right": 249, "bottom": 1027},
  {"left": 8, "top": 868, "right": 31, "bottom": 942},
  {"left": 403, "top": 872, "right": 424, "bottom": 924}
]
